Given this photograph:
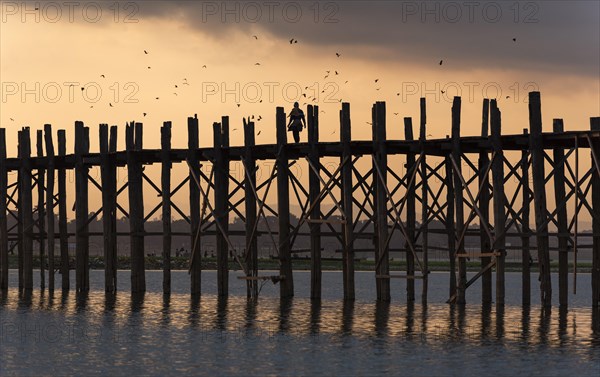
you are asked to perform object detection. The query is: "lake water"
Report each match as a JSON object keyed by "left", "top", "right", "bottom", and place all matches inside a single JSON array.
[{"left": 1, "top": 270, "right": 599, "bottom": 376}]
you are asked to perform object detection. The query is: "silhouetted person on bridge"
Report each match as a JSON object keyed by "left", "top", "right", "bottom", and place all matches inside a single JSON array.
[{"left": 287, "top": 102, "right": 306, "bottom": 143}]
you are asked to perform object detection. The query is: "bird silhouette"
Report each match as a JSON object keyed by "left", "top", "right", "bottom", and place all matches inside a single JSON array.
[
  {"left": 506, "top": 95, "right": 510, "bottom": 99},
  {"left": 335, "top": 71, "right": 339, "bottom": 75},
  {"left": 143, "top": 113, "right": 147, "bottom": 117},
  {"left": 439, "top": 60, "right": 443, "bottom": 65},
  {"left": 257, "top": 130, "right": 262, "bottom": 135},
  {"left": 237, "top": 104, "right": 241, "bottom": 107},
  {"left": 345, "top": 81, "right": 349, "bottom": 84},
  {"left": 331, "top": 130, "right": 336, "bottom": 135},
  {"left": 393, "top": 112, "right": 399, "bottom": 115},
  {"left": 258, "top": 116, "right": 262, "bottom": 121},
  {"left": 512, "top": 38, "right": 517, "bottom": 42},
  {"left": 202, "top": 65, "right": 207, "bottom": 68},
  {"left": 396, "top": 93, "right": 400, "bottom": 96},
  {"left": 90, "top": 106, "right": 93, "bottom": 108},
  {"left": 10, "top": 118, "right": 14, "bottom": 121},
  {"left": 376, "top": 88, "right": 381, "bottom": 91},
  {"left": 147, "top": 66, "right": 151, "bottom": 69},
  {"left": 366, "top": 122, "right": 372, "bottom": 125},
  {"left": 232, "top": 128, "right": 238, "bottom": 131},
  {"left": 253, "top": 35, "right": 258, "bottom": 40},
  {"left": 375, "top": 79, "right": 379, "bottom": 83},
  {"left": 155, "top": 97, "right": 160, "bottom": 100},
  {"left": 336, "top": 53, "right": 341, "bottom": 57},
  {"left": 144, "top": 50, "right": 148, "bottom": 54},
  {"left": 100, "top": 74, "right": 105, "bottom": 78},
  {"left": 441, "top": 90, "right": 445, "bottom": 94},
  {"left": 109, "top": 103, "right": 113, "bottom": 107},
  {"left": 173, "top": 93, "right": 178, "bottom": 96},
  {"left": 255, "top": 63, "right": 261, "bottom": 65}
]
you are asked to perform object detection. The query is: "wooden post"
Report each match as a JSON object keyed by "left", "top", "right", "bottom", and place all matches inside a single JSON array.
[
  {"left": 276, "top": 107, "right": 294, "bottom": 298},
  {"left": 373, "top": 102, "right": 390, "bottom": 301},
  {"left": 127, "top": 122, "right": 145, "bottom": 293},
  {"left": 213, "top": 118, "right": 229, "bottom": 297},
  {"left": 404, "top": 117, "right": 416, "bottom": 302},
  {"left": 36, "top": 130, "right": 46, "bottom": 289},
  {"left": 521, "top": 129, "right": 531, "bottom": 306},
  {"left": 161, "top": 122, "right": 172, "bottom": 294},
  {"left": 490, "top": 100, "right": 506, "bottom": 306},
  {"left": 57, "top": 130, "right": 68, "bottom": 290},
  {"left": 243, "top": 118, "right": 258, "bottom": 298},
  {"left": 479, "top": 99, "right": 492, "bottom": 305},
  {"left": 529, "top": 91, "right": 552, "bottom": 307},
  {"left": 20, "top": 128, "right": 33, "bottom": 291},
  {"left": 308, "top": 105, "right": 321, "bottom": 299},
  {"left": 0, "top": 128, "right": 7, "bottom": 290},
  {"left": 451, "top": 97, "right": 466, "bottom": 304},
  {"left": 100, "top": 124, "right": 117, "bottom": 293},
  {"left": 189, "top": 116, "right": 201, "bottom": 295},
  {"left": 341, "top": 102, "right": 355, "bottom": 301},
  {"left": 445, "top": 155, "right": 456, "bottom": 300},
  {"left": 74, "top": 121, "right": 90, "bottom": 292},
  {"left": 591, "top": 117, "right": 600, "bottom": 308},
  {"left": 552, "top": 119, "right": 569, "bottom": 307},
  {"left": 44, "top": 125, "right": 55, "bottom": 291},
  {"left": 418, "top": 98, "right": 428, "bottom": 303},
  {"left": 17, "top": 132, "right": 23, "bottom": 289}
]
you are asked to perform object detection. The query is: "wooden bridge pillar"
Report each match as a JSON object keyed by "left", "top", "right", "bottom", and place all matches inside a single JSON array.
[
  {"left": 591, "top": 117, "right": 600, "bottom": 308},
  {"left": 20, "top": 127, "right": 33, "bottom": 291},
  {"left": 308, "top": 105, "right": 321, "bottom": 299},
  {"left": 44, "top": 125, "right": 55, "bottom": 291},
  {"left": 214, "top": 117, "right": 230, "bottom": 297},
  {"left": 126, "top": 121, "right": 145, "bottom": 293},
  {"left": 57, "top": 130, "right": 69, "bottom": 290},
  {"left": 0, "top": 128, "right": 7, "bottom": 290},
  {"left": 243, "top": 118, "right": 258, "bottom": 298},
  {"left": 418, "top": 98, "right": 428, "bottom": 303},
  {"left": 490, "top": 100, "right": 506, "bottom": 306},
  {"left": 451, "top": 97, "right": 466, "bottom": 305},
  {"left": 444, "top": 154, "right": 456, "bottom": 300},
  {"left": 36, "top": 130, "right": 46, "bottom": 290},
  {"left": 189, "top": 116, "right": 201, "bottom": 295},
  {"left": 552, "top": 119, "right": 569, "bottom": 307},
  {"left": 341, "top": 102, "right": 355, "bottom": 301},
  {"left": 161, "top": 122, "right": 172, "bottom": 294},
  {"left": 373, "top": 101, "right": 390, "bottom": 301},
  {"left": 276, "top": 107, "right": 294, "bottom": 298},
  {"left": 100, "top": 124, "right": 118, "bottom": 293},
  {"left": 75, "top": 121, "right": 90, "bottom": 292},
  {"left": 404, "top": 117, "right": 416, "bottom": 302},
  {"left": 521, "top": 129, "right": 531, "bottom": 306},
  {"left": 529, "top": 91, "right": 552, "bottom": 307},
  {"left": 479, "top": 99, "right": 492, "bottom": 305}
]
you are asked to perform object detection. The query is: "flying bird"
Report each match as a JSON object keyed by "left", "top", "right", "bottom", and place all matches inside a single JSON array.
[
  {"left": 396, "top": 93, "right": 400, "bottom": 96},
  {"left": 336, "top": 53, "right": 341, "bottom": 57},
  {"left": 393, "top": 113, "right": 399, "bottom": 115},
  {"left": 253, "top": 35, "right": 258, "bottom": 40},
  {"left": 441, "top": 90, "right": 445, "bottom": 94},
  {"left": 202, "top": 65, "right": 207, "bottom": 68},
  {"left": 100, "top": 75, "right": 105, "bottom": 78},
  {"left": 335, "top": 71, "right": 338, "bottom": 75},
  {"left": 144, "top": 50, "right": 148, "bottom": 54},
  {"left": 255, "top": 63, "right": 261, "bottom": 65},
  {"left": 439, "top": 60, "right": 443, "bottom": 65},
  {"left": 506, "top": 95, "right": 510, "bottom": 99},
  {"left": 173, "top": 93, "right": 178, "bottom": 96},
  {"left": 257, "top": 130, "right": 262, "bottom": 135},
  {"left": 109, "top": 103, "right": 113, "bottom": 107},
  {"left": 10, "top": 118, "right": 14, "bottom": 121},
  {"left": 143, "top": 113, "right": 147, "bottom": 117},
  {"left": 345, "top": 81, "right": 349, "bottom": 84},
  {"left": 374, "top": 79, "right": 379, "bottom": 83},
  {"left": 290, "top": 38, "right": 295, "bottom": 44},
  {"left": 81, "top": 87, "right": 85, "bottom": 91},
  {"left": 237, "top": 104, "right": 241, "bottom": 107},
  {"left": 155, "top": 97, "right": 160, "bottom": 100},
  {"left": 512, "top": 38, "right": 517, "bottom": 42},
  {"left": 147, "top": 66, "right": 151, "bottom": 69},
  {"left": 175, "top": 85, "right": 178, "bottom": 88}
]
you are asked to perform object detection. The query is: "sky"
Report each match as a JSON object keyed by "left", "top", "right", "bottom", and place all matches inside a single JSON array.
[{"left": 0, "top": 0, "right": 599, "bottom": 221}]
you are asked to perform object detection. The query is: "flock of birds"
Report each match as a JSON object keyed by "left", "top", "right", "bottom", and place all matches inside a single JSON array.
[{"left": 7, "top": 34, "right": 520, "bottom": 137}]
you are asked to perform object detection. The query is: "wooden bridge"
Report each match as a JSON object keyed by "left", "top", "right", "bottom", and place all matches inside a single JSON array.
[{"left": 0, "top": 91, "right": 599, "bottom": 308}]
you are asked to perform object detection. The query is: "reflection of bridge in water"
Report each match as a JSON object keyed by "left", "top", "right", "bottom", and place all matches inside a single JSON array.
[{"left": 0, "top": 92, "right": 599, "bottom": 308}]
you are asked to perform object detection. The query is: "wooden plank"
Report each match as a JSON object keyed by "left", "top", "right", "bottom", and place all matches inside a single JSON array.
[
  {"left": 17, "top": 131, "right": 23, "bottom": 290},
  {"left": 419, "top": 98, "right": 429, "bottom": 304},
  {"left": 161, "top": 122, "right": 172, "bottom": 294},
  {"left": 189, "top": 116, "right": 201, "bottom": 295},
  {"left": 276, "top": 107, "right": 294, "bottom": 298},
  {"left": 341, "top": 102, "right": 355, "bottom": 300},
  {"left": 74, "top": 121, "right": 89, "bottom": 292},
  {"left": 36, "top": 130, "right": 46, "bottom": 290},
  {"left": 591, "top": 117, "right": 600, "bottom": 308},
  {"left": 479, "top": 99, "right": 492, "bottom": 304},
  {"left": 404, "top": 117, "right": 416, "bottom": 302},
  {"left": 374, "top": 101, "right": 390, "bottom": 301},
  {"left": 529, "top": 91, "right": 552, "bottom": 307},
  {"left": 0, "top": 128, "right": 7, "bottom": 290},
  {"left": 490, "top": 100, "right": 506, "bottom": 306},
  {"left": 552, "top": 119, "right": 569, "bottom": 307},
  {"left": 44, "top": 125, "right": 55, "bottom": 291},
  {"left": 20, "top": 128, "right": 34, "bottom": 290},
  {"left": 521, "top": 128, "right": 531, "bottom": 306},
  {"left": 57, "top": 130, "right": 69, "bottom": 290},
  {"left": 308, "top": 105, "right": 321, "bottom": 299},
  {"left": 127, "top": 122, "right": 145, "bottom": 293},
  {"left": 243, "top": 117, "right": 258, "bottom": 298}
]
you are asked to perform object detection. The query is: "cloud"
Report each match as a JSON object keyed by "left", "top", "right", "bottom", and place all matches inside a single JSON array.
[{"left": 133, "top": 1, "right": 599, "bottom": 77}]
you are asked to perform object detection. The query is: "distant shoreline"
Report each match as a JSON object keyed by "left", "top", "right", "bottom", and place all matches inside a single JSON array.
[{"left": 6, "top": 255, "right": 593, "bottom": 273}]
